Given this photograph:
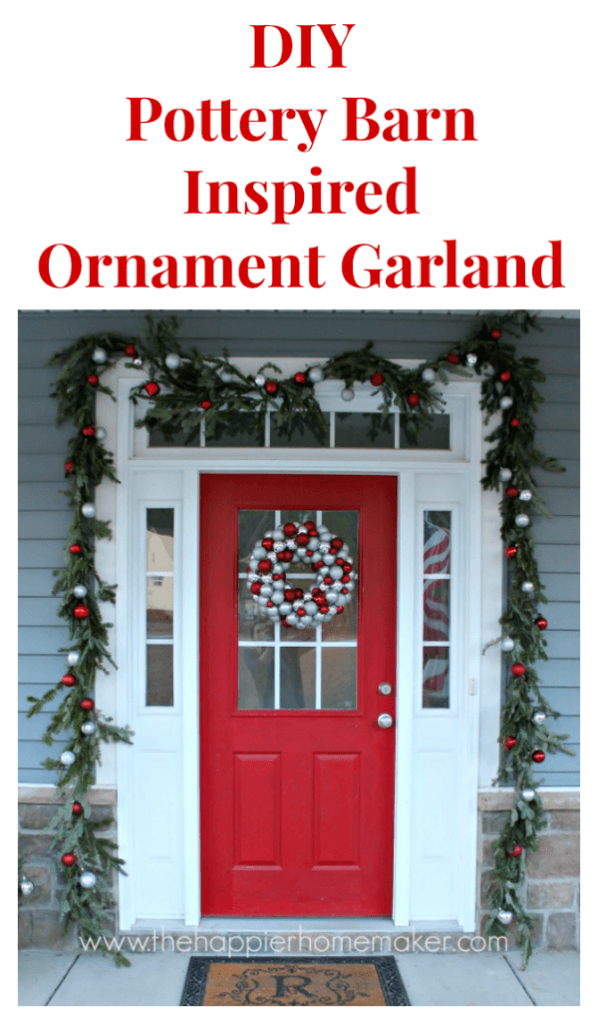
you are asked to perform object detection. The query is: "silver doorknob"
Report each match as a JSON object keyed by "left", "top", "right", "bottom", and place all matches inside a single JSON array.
[
  {"left": 377, "top": 713, "right": 394, "bottom": 729},
  {"left": 378, "top": 683, "right": 392, "bottom": 695}
]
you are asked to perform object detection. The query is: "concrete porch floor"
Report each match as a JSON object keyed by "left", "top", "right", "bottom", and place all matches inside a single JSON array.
[{"left": 19, "top": 950, "right": 580, "bottom": 1006}]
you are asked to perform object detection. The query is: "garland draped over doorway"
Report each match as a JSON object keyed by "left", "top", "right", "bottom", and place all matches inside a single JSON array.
[{"left": 26, "top": 311, "right": 572, "bottom": 966}]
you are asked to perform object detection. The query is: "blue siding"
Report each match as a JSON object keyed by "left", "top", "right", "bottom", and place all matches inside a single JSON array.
[{"left": 18, "top": 310, "right": 580, "bottom": 785}]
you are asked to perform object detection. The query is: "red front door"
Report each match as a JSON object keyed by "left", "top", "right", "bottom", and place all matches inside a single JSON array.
[{"left": 200, "top": 474, "right": 396, "bottom": 916}]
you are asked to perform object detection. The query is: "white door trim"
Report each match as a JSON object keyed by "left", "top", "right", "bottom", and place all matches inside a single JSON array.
[{"left": 93, "top": 361, "right": 496, "bottom": 931}]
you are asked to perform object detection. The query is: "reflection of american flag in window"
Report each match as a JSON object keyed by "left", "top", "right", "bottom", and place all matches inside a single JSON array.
[{"left": 423, "top": 512, "right": 450, "bottom": 692}]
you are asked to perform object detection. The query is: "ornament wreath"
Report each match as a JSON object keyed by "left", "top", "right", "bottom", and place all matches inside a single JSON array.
[{"left": 28, "top": 310, "right": 572, "bottom": 967}]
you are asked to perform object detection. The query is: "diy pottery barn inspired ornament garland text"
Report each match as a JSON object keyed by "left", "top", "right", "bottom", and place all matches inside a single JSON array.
[{"left": 27, "top": 311, "right": 572, "bottom": 966}]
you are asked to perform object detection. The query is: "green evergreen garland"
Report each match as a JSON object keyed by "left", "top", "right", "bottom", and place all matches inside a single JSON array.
[{"left": 27, "top": 310, "right": 572, "bottom": 967}]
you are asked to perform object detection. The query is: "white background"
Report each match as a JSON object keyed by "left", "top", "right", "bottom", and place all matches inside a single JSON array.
[{"left": 3, "top": 0, "right": 593, "bottom": 308}]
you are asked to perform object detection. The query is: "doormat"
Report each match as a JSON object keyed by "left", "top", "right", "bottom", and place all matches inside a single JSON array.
[{"left": 180, "top": 956, "right": 410, "bottom": 1006}]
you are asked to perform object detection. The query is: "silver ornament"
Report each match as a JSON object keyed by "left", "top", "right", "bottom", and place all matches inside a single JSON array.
[
  {"left": 219, "top": 369, "right": 234, "bottom": 383},
  {"left": 465, "top": 353, "right": 478, "bottom": 367},
  {"left": 95, "top": 427, "right": 107, "bottom": 441},
  {"left": 292, "top": 599, "right": 304, "bottom": 611},
  {"left": 286, "top": 612, "right": 299, "bottom": 626},
  {"left": 81, "top": 502, "right": 96, "bottom": 518},
  {"left": 279, "top": 602, "right": 293, "bottom": 616},
  {"left": 272, "top": 579, "right": 285, "bottom": 590},
  {"left": 20, "top": 878, "right": 34, "bottom": 896},
  {"left": 302, "top": 615, "right": 314, "bottom": 627},
  {"left": 532, "top": 710, "right": 547, "bottom": 725},
  {"left": 323, "top": 554, "right": 335, "bottom": 566},
  {"left": 165, "top": 353, "right": 181, "bottom": 370},
  {"left": 329, "top": 565, "right": 344, "bottom": 580},
  {"left": 133, "top": 357, "right": 143, "bottom": 368},
  {"left": 422, "top": 368, "right": 436, "bottom": 383},
  {"left": 500, "top": 637, "right": 515, "bottom": 652},
  {"left": 79, "top": 871, "right": 97, "bottom": 889},
  {"left": 521, "top": 581, "right": 535, "bottom": 593},
  {"left": 515, "top": 513, "right": 530, "bottom": 528},
  {"left": 257, "top": 596, "right": 269, "bottom": 607},
  {"left": 252, "top": 545, "right": 267, "bottom": 560},
  {"left": 304, "top": 601, "right": 318, "bottom": 616},
  {"left": 92, "top": 346, "right": 107, "bottom": 364},
  {"left": 325, "top": 591, "right": 339, "bottom": 605},
  {"left": 319, "top": 531, "right": 332, "bottom": 542},
  {"left": 67, "top": 651, "right": 80, "bottom": 667},
  {"left": 498, "top": 468, "right": 512, "bottom": 482},
  {"left": 521, "top": 788, "right": 536, "bottom": 802},
  {"left": 255, "top": 373, "right": 266, "bottom": 386},
  {"left": 272, "top": 530, "right": 285, "bottom": 541},
  {"left": 499, "top": 396, "right": 514, "bottom": 410},
  {"left": 308, "top": 366, "right": 324, "bottom": 383},
  {"left": 81, "top": 722, "right": 96, "bottom": 736},
  {"left": 73, "top": 585, "right": 88, "bottom": 599},
  {"left": 286, "top": 539, "right": 297, "bottom": 551},
  {"left": 273, "top": 541, "right": 285, "bottom": 553},
  {"left": 341, "top": 387, "right": 355, "bottom": 401},
  {"left": 271, "top": 591, "right": 284, "bottom": 605},
  {"left": 60, "top": 750, "right": 76, "bottom": 767},
  {"left": 497, "top": 909, "right": 513, "bottom": 925},
  {"left": 520, "top": 489, "right": 533, "bottom": 502},
  {"left": 260, "top": 584, "right": 273, "bottom": 598}
]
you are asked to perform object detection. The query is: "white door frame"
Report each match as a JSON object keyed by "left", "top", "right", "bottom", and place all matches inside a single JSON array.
[{"left": 93, "top": 360, "right": 499, "bottom": 932}]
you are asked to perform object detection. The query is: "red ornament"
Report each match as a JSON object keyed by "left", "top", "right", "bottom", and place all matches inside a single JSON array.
[
  {"left": 341, "top": 574, "right": 351, "bottom": 583},
  {"left": 278, "top": 550, "right": 293, "bottom": 563},
  {"left": 64, "top": 460, "right": 75, "bottom": 476},
  {"left": 265, "top": 380, "right": 278, "bottom": 395},
  {"left": 144, "top": 381, "right": 160, "bottom": 398},
  {"left": 200, "top": 399, "right": 212, "bottom": 410},
  {"left": 296, "top": 533, "right": 309, "bottom": 547},
  {"left": 535, "top": 616, "right": 548, "bottom": 630},
  {"left": 267, "top": 600, "right": 274, "bottom": 608},
  {"left": 293, "top": 588, "right": 304, "bottom": 600},
  {"left": 446, "top": 353, "right": 461, "bottom": 365},
  {"left": 506, "top": 486, "right": 520, "bottom": 498},
  {"left": 72, "top": 802, "right": 83, "bottom": 816},
  {"left": 335, "top": 557, "right": 345, "bottom": 566},
  {"left": 341, "top": 587, "right": 349, "bottom": 594},
  {"left": 250, "top": 582, "right": 262, "bottom": 595},
  {"left": 283, "top": 523, "right": 297, "bottom": 537},
  {"left": 323, "top": 576, "right": 333, "bottom": 586},
  {"left": 61, "top": 673, "right": 76, "bottom": 687},
  {"left": 303, "top": 520, "right": 316, "bottom": 531},
  {"left": 81, "top": 698, "right": 95, "bottom": 711},
  {"left": 73, "top": 604, "right": 90, "bottom": 619},
  {"left": 82, "top": 425, "right": 96, "bottom": 437},
  {"left": 490, "top": 329, "right": 502, "bottom": 340},
  {"left": 294, "top": 372, "right": 306, "bottom": 385},
  {"left": 320, "top": 604, "right": 329, "bottom": 614},
  {"left": 308, "top": 528, "right": 319, "bottom": 537},
  {"left": 532, "top": 750, "right": 546, "bottom": 764},
  {"left": 124, "top": 343, "right": 137, "bottom": 358},
  {"left": 330, "top": 537, "right": 343, "bottom": 550},
  {"left": 61, "top": 853, "right": 76, "bottom": 867},
  {"left": 510, "top": 418, "right": 521, "bottom": 427},
  {"left": 297, "top": 608, "right": 306, "bottom": 617},
  {"left": 284, "top": 589, "right": 296, "bottom": 602},
  {"left": 407, "top": 393, "right": 420, "bottom": 406},
  {"left": 272, "top": 573, "right": 285, "bottom": 581},
  {"left": 500, "top": 370, "right": 512, "bottom": 382},
  {"left": 505, "top": 736, "right": 517, "bottom": 751},
  {"left": 508, "top": 844, "right": 523, "bottom": 858},
  {"left": 505, "top": 544, "right": 518, "bottom": 559},
  {"left": 336, "top": 605, "right": 344, "bottom": 614},
  {"left": 87, "top": 374, "right": 99, "bottom": 386},
  {"left": 257, "top": 559, "right": 271, "bottom": 573},
  {"left": 262, "top": 538, "right": 274, "bottom": 551},
  {"left": 69, "top": 543, "right": 82, "bottom": 555},
  {"left": 314, "top": 560, "right": 325, "bottom": 570},
  {"left": 511, "top": 662, "right": 526, "bottom": 677},
  {"left": 370, "top": 371, "right": 385, "bottom": 386}
]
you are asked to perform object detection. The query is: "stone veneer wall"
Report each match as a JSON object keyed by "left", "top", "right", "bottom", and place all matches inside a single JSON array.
[
  {"left": 478, "top": 790, "right": 580, "bottom": 950},
  {"left": 19, "top": 786, "right": 579, "bottom": 950},
  {"left": 18, "top": 786, "right": 116, "bottom": 950}
]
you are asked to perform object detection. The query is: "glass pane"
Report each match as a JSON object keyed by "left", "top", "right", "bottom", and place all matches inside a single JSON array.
[
  {"left": 322, "top": 647, "right": 357, "bottom": 709},
  {"left": 280, "top": 646, "right": 315, "bottom": 709},
  {"left": 148, "top": 426, "right": 200, "bottom": 447},
  {"left": 147, "top": 576, "right": 174, "bottom": 637},
  {"left": 238, "top": 510, "right": 275, "bottom": 572},
  {"left": 422, "top": 646, "right": 449, "bottom": 709},
  {"left": 400, "top": 414, "right": 450, "bottom": 450},
  {"left": 270, "top": 415, "right": 329, "bottom": 448},
  {"left": 146, "top": 509, "right": 174, "bottom": 571},
  {"left": 320, "top": 510, "right": 359, "bottom": 557},
  {"left": 238, "top": 580, "right": 275, "bottom": 641},
  {"left": 146, "top": 645, "right": 173, "bottom": 706},
  {"left": 423, "top": 510, "right": 451, "bottom": 575},
  {"left": 206, "top": 413, "right": 264, "bottom": 448},
  {"left": 321, "top": 597, "right": 357, "bottom": 641},
  {"left": 423, "top": 579, "right": 450, "bottom": 642},
  {"left": 238, "top": 646, "right": 274, "bottom": 709},
  {"left": 335, "top": 412, "right": 394, "bottom": 448}
]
